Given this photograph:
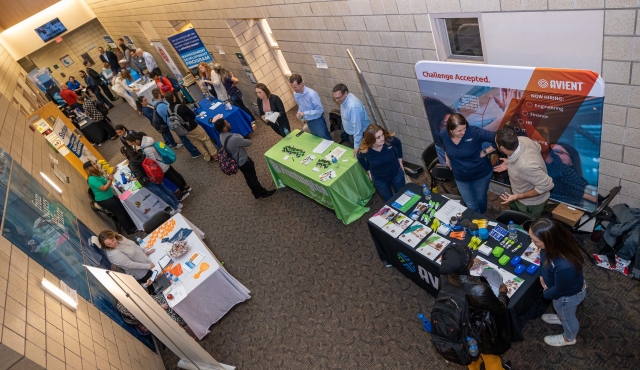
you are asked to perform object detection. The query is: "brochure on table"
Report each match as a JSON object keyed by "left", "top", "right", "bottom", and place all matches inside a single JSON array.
[
  {"left": 521, "top": 243, "right": 541, "bottom": 265},
  {"left": 398, "top": 222, "right": 432, "bottom": 247},
  {"left": 470, "top": 256, "right": 524, "bottom": 298},
  {"left": 434, "top": 200, "right": 467, "bottom": 224},
  {"left": 416, "top": 234, "right": 450, "bottom": 260},
  {"left": 392, "top": 190, "right": 421, "bottom": 213}
]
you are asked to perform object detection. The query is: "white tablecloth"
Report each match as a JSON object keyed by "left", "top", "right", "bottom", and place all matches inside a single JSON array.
[
  {"left": 145, "top": 214, "right": 251, "bottom": 339},
  {"left": 131, "top": 80, "right": 157, "bottom": 103}
]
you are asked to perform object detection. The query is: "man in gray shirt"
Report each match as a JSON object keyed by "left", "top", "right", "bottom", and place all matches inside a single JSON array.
[
  {"left": 214, "top": 115, "right": 277, "bottom": 199},
  {"left": 494, "top": 127, "right": 554, "bottom": 218}
]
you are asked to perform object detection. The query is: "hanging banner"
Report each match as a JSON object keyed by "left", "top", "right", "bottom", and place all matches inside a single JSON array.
[
  {"left": 151, "top": 41, "right": 183, "bottom": 79},
  {"left": 416, "top": 61, "right": 604, "bottom": 211},
  {"left": 123, "top": 35, "right": 135, "bottom": 47},
  {"left": 167, "top": 28, "right": 212, "bottom": 69},
  {"left": 103, "top": 35, "right": 117, "bottom": 48}
]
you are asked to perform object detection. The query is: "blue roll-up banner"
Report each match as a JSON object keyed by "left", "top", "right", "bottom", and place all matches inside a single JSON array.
[{"left": 167, "top": 28, "right": 212, "bottom": 69}]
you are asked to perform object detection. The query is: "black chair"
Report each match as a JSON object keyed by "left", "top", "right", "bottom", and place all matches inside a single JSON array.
[
  {"left": 143, "top": 211, "right": 171, "bottom": 234},
  {"left": 440, "top": 193, "right": 465, "bottom": 206},
  {"left": 496, "top": 210, "right": 534, "bottom": 231},
  {"left": 421, "top": 143, "right": 456, "bottom": 191},
  {"left": 87, "top": 189, "right": 122, "bottom": 232}
]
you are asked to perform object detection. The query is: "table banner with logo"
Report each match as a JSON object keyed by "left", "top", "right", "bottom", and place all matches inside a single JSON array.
[{"left": 416, "top": 61, "right": 605, "bottom": 212}]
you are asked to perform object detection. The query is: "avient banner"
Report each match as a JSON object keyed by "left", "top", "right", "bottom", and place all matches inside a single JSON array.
[
  {"left": 416, "top": 61, "right": 605, "bottom": 212},
  {"left": 167, "top": 28, "right": 213, "bottom": 69}
]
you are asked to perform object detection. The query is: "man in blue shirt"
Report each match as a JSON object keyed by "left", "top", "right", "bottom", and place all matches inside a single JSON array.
[
  {"left": 332, "top": 83, "right": 370, "bottom": 157},
  {"left": 289, "top": 74, "right": 332, "bottom": 140},
  {"left": 151, "top": 88, "right": 201, "bottom": 158}
]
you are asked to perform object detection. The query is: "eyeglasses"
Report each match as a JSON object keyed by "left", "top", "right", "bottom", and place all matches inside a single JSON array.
[{"left": 333, "top": 92, "right": 346, "bottom": 101}]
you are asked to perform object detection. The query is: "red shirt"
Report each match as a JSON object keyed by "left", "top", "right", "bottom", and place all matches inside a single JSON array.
[
  {"left": 60, "top": 89, "right": 78, "bottom": 106},
  {"left": 155, "top": 77, "right": 173, "bottom": 93}
]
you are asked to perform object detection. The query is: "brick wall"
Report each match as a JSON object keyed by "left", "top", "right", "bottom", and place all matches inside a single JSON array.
[{"left": 0, "top": 39, "right": 165, "bottom": 370}]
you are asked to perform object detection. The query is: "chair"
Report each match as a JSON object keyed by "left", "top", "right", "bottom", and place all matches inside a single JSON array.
[
  {"left": 440, "top": 193, "right": 465, "bottom": 206},
  {"left": 496, "top": 210, "right": 534, "bottom": 231},
  {"left": 421, "top": 143, "right": 455, "bottom": 191},
  {"left": 143, "top": 211, "right": 171, "bottom": 234},
  {"left": 87, "top": 189, "right": 122, "bottom": 232}
]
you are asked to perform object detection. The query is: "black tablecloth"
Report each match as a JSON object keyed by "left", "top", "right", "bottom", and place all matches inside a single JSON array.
[
  {"left": 80, "top": 119, "right": 107, "bottom": 144},
  {"left": 368, "top": 183, "right": 542, "bottom": 318}
]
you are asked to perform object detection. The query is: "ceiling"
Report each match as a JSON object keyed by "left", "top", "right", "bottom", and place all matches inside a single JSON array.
[{"left": 0, "top": 0, "right": 60, "bottom": 30}]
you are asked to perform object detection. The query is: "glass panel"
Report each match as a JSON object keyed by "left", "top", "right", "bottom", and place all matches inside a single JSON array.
[{"left": 445, "top": 18, "right": 482, "bottom": 57}]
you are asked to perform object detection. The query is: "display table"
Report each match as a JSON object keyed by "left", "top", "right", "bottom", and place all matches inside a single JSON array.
[
  {"left": 264, "top": 130, "right": 375, "bottom": 224},
  {"left": 367, "top": 183, "right": 541, "bottom": 317},
  {"left": 145, "top": 213, "right": 251, "bottom": 339},
  {"left": 131, "top": 80, "right": 157, "bottom": 103},
  {"left": 194, "top": 98, "right": 253, "bottom": 146},
  {"left": 78, "top": 117, "right": 107, "bottom": 144}
]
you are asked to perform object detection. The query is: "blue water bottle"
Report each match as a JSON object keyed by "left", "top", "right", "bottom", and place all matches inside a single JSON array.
[
  {"left": 418, "top": 313, "right": 432, "bottom": 333},
  {"left": 283, "top": 127, "right": 290, "bottom": 139},
  {"left": 135, "top": 236, "right": 145, "bottom": 247},
  {"left": 121, "top": 172, "right": 128, "bottom": 185},
  {"left": 331, "top": 155, "right": 339, "bottom": 168},
  {"left": 467, "top": 337, "right": 479, "bottom": 357},
  {"left": 422, "top": 184, "right": 431, "bottom": 201}
]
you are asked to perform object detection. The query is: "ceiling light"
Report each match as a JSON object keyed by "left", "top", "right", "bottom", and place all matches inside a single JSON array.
[
  {"left": 40, "top": 172, "right": 62, "bottom": 193},
  {"left": 41, "top": 278, "right": 77, "bottom": 310}
]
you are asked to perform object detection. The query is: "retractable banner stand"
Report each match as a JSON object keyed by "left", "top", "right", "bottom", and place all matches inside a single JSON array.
[
  {"left": 151, "top": 41, "right": 183, "bottom": 79},
  {"left": 416, "top": 61, "right": 605, "bottom": 212},
  {"left": 167, "top": 28, "right": 213, "bottom": 70}
]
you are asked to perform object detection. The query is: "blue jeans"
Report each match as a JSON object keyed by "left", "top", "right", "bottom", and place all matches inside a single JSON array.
[
  {"left": 306, "top": 115, "right": 332, "bottom": 140},
  {"left": 146, "top": 182, "right": 179, "bottom": 209},
  {"left": 178, "top": 135, "right": 201, "bottom": 157},
  {"left": 455, "top": 171, "right": 493, "bottom": 214},
  {"left": 162, "top": 131, "right": 178, "bottom": 147},
  {"left": 553, "top": 286, "right": 586, "bottom": 341},
  {"left": 372, "top": 167, "right": 406, "bottom": 201},
  {"left": 229, "top": 91, "right": 254, "bottom": 120}
]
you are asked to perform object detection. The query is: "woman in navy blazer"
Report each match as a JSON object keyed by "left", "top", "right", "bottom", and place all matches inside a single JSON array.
[{"left": 256, "top": 83, "right": 291, "bottom": 137}]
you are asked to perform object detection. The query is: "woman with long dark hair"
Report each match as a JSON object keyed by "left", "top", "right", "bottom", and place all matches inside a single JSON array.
[
  {"left": 545, "top": 142, "right": 595, "bottom": 204},
  {"left": 357, "top": 124, "right": 405, "bottom": 201},
  {"left": 529, "top": 218, "right": 586, "bottom": 347},
  {"left": 213, "top": 63, "right": 254, "bottom": 121},
  {"left": 255, "top": 82, "right": 290, "bottom": 137}
]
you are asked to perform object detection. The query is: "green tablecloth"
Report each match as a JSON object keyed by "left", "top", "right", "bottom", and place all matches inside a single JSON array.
[{"left": 264, "top": 130, "right": 375, "bottom": 224}]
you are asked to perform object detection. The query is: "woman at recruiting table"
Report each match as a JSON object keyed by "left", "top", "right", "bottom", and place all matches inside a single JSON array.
[
  {"left": 357, "top": 124, "right": 405, "bottom": 201},
  {"left": 112, "top": 70, "right": 140, "bottom": 110},
  {"left": 83, "top": 161, "right": 138, "bottom": 234},
  {"left": 197, "top": 62, "right": 227, "bottom": 101},
  {"left": 255, "top": 83, "right": 290, "bottom": 138},
  {"left": 213, "top": 64, "right": 255, "bottom": 121},
  {"left": 529, "top": 218, "right": 586, "bottom": 347},
  {"left": 439, "top": 113, "right": 497, "bottom": 214},
  {"left": 98, "top": 230, "right": 156, "bottom": 284}
]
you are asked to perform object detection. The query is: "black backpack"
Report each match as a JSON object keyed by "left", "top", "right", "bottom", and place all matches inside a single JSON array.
[
  {"left": 430, "top": 277, "right": 478, "bottom": 365},
  {"left": 94, "top": 100, "right": 109, "bottom": 116},
  {"left": 150, "top": 103, "right": 170, "bottom": 134}
]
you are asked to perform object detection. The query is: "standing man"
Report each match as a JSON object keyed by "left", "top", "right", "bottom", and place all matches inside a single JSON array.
[
  {"left": 332, "top": 83, "right": 370, "bottom": 157},
  {"left": 98, "top": 46, "right": 121, "bottom": 73},
  {"left": 129, "top": 49, "right": 147, "bottom": 76},
  {"left": 214, "top": 116, "right": 277, "bottom": 199},
  {"left": 137, "top": 48, "right": 158, "bottom": 73},
  {"left": 79, "top": 70, "right": 114, "bottom": 109},
  {"left": 83, "top": 61, "right": 117, "bottom": 102},
  {"left": 289, "top": 74, "right": 332, "bottom": 140},
  {"left": 151, "top": 89, "right": 202, "bottom": 158},
  {"left": 494, "top": 127, "right": 554, "bottom": 218}
]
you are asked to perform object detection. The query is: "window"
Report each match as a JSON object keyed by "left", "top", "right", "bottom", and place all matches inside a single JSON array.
[
  {"left": 430, "top": 14, "right": 486, "bottom": 63},
  {"left": 258, "top": 19, "right": 291, "bottom": 76}
]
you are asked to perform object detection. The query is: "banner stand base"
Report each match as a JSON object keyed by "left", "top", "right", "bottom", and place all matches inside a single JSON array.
[{"left": 177, "top": 359, "right": 235, "bottom": 370}]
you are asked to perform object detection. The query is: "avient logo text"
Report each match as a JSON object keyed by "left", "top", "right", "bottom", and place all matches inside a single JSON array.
[
  {"left": 538, "top": 79, "right": 584, "bottom": 91},
  {"left": 422, "top": 71, "right": 490, "bottom": 83}
]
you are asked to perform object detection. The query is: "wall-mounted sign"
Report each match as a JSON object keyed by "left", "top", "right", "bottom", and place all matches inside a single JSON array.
[
  {"left": 103, "top": 35, "right": 116, "bottom": 48},
  {"left": 60, "top": 55, "right": 73, "bottom": 67},
  {"left": 167, "top": 28, "right": 213, "bottom": 69},
  {"left": 313, "top": 55, "right": 328, "bottom": 69}
]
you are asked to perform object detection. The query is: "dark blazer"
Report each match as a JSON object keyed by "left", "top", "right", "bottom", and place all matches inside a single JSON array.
[
  {"left": 257, "top": 94, "right": 290, "bottom": 137},
  {"left": 100, "top": 51, "right": 120, "bottom": 70}
]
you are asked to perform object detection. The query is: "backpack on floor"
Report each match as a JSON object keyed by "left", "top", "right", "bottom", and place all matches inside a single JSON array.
[
  {"left": 218, "top": 135, "right": 239, "bottom": 175},
  {"left": 141, "top": 158, "right": 164, "bottom": 184},
  {"left": 151, "top": 103, "right": 170, "bottom": 134},
  {"left": 430, "top": 278, "right": 477, "bottom": 366},
  {"left": 167, "top": 105, "right": 189, "bottom": 136},
  {"left": 153, "top": 142, "right": 176, "bottom": 164}
]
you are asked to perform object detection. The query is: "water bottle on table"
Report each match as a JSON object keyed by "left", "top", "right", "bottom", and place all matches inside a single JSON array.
[
  {"left": 283, "top": 127, "right": 291, "bottom": 139},
  {"left": 135, "top": 236, "right": 145, "bottom": 248},
  {"left": 508, "top": 221, "right": 517, "bottom": 241},
  {"left": 331, "top": 155, "right": 339, "bottom": 168},
  {"left": 422, "top": 184, "right": 431, "bottom": 201}
]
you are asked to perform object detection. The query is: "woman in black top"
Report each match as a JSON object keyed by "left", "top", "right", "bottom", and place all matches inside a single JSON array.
[{"left": 255, "top": 83, "right": 290, "bottom": 137}]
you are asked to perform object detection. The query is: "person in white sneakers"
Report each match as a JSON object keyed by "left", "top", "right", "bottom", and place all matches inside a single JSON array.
[{"left": 529, "top": 218, "right": 586, "bottom": 347}]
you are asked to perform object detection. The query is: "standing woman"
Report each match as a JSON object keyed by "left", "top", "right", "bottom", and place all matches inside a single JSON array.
[
  {"left": 98, "top": 230, "right": 155, "bottom": 284},
  {"left": 112, "top": 71, "right": 139, "bottom": 110},
  {"left": 84, "top": 161, "right": 138, "bottom": 234},
  {"left": 357, "top": 124, "right": 405, "bottom": 201},
  {"left": 255, "top": 83, "right": 290, "bottom": 137},
  {"left": 197, "top": 62, "right": 226, "bottom": 100},
  {"left": 439, "top": 113, "right": 496, "bottom": 214},
  {"left": 213, "top": 64, "right": 254, "bottom": 120},
  {"left": 529, "top": 218, "right": 586, "bottom": 347}
]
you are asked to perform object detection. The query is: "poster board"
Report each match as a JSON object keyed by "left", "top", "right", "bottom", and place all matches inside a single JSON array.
[
  {"left": 416, "top": 61, "right": 604, "bottom": 211},
  {"left": 167, "top": 28, "right": 213, "bottom": 70},
  {"left": 151, "top": 41, "right": 183, "bottom": 79}
]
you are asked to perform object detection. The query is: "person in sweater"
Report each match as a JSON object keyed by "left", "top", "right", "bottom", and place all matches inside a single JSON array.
[
  {"left": 493, "top": 127, "right": 554, "bottom": 218},
  {"left": 111, "top": 71, "right": 139, "bottom": 110},
  {"left": 529, "top": 218, "right": 586, "bottom": 347},
  {"left": 59, "top": 84, "right": 81, "bottom": 111},
  {"left": 214, "top": 115, "right": 277, "bottom": 199},
  {"left": 332, "top": 83, "right": 371, "bottom": 156},
  {"left": 439, "top": 114, "right": 496, "bottom": 214},
  {"left": 165, "top": 92, "right": 218, "bottom": 161},
  {"left": 98, "top": 230, "right": 155, "bottom": 284},
  {"left": 126, "top": 132, "right": 191, "bottom": 200},
  {"left": 357, "top": 124, "right": 405, "bottom": 201},
  {"left": 151, "top": 71, "right": 174, "bottom": 95},
  {"left": 255, "top": 83, "right": 290, "bottom": 138},
  {"left": 197, "top": 62, "right": 225, "bottom": 100},
  {"left": 67, "top": 76, "right": 85, "bottom": 96}
]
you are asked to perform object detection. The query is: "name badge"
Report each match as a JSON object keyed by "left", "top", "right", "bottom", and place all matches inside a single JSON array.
[{"left": 465, "top": 138, "right": 473, "bottom": 142}]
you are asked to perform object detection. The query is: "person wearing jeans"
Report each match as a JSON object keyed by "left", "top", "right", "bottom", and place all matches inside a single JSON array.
[
  {"left": 529, "top": 218, "right": 586, "bottom": 347},
  {"left": 289, "top": 74, "right": 332, "bottom": 140},
  {"left": 215, "top": 116, "right": 277, "bottom": 200},
  {"left": 357, "top": 124, "right": 405, "bottom": 201},
  {"left": 151, "top": 89, "right": 202, "bottom": 158},
  {"left": 214, "top": 64, "right": 255, "bottom": 121},
  {"left": 439, "top": 113, "right": 496, "bottom": 214}
]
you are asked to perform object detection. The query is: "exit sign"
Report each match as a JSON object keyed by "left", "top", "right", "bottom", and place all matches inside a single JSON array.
[{"left": 55, "top": 37, "right": 63, "bottom": 43}]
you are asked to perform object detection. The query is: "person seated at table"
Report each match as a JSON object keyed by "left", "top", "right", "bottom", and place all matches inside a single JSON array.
[
  {"left": 214, "top": 116, "right": 276, "bottom": 199},
  {"left": 67, "top": 76, "right": 87, "bottom": 96},
  {"left": 197, "top": 62, "right": 225, "bottom": 100},
  {"left": 59, "top": 84, "right": 82, "bottom": 112},
  {"left": 255, "top": 83, "right": 290, "bottom": 138},
  {"left": 98, "top": 230, "right": 156, "bottom": 283},
  {"left": 213, "top": 64, "right": 255, "bottom": 123},
  {"left": 115, "top": 125, "right": 145, "bottom": 148},
  {"left": 116, "top": 293, "right": 198, "bottom": 339},
  {"left": 84, "top": 162, "right": 139, "bottom": 234},
  {"left": 112, "top": 70, "right": 140, "bottom": 110},
  {"left": 126, "top": 132, "right": 192, "bottom": 200},
  {"left": 439, "top": 113, "right": 496, "bottom": 215},
  {"left": 122, "top": 146, "right": 182, "bottom": 214},
  {"left": 76, "top": 96, "right": 118, "bottom": 145},
  {"left": 165, "top": 91, "right": 218, "bottom": 162},
  {"left": 438, "top": 244, "right": 513, "bottom": 370},
  {"left": 357, "top": 124, "right": 405, "bottom": 201},
  {"left": 530, "top": 218, "right": 586, "bottom": 347}
]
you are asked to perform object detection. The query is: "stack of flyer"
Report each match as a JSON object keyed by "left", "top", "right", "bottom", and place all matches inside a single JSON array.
[
  {"left": 398, "top": 222, "right": 432, "bottom": 247},
  {"left": 469, "top": 256, "right": 524, "bottom": 298},
  {"left": 369, "top": 206, "right": 399, "bottom": 227},
  {"left": 416, "top": 234, "right": 450, "bottom": 260},
  {"left": 382, "top": 213, "right": 413, "bottom": 237}
]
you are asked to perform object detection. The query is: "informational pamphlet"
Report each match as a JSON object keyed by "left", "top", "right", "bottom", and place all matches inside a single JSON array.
[
  {"left": 434, "top": 199, "right": 467, "bottom": 224},
  {"left": 409, "top": 202, "right": 429, "bottom": 220},
  {"left": 369, "top": 206, "right": 399, "bottom": 228},
  {"left": 383, "top": 213, "right": 413, "bottom": 237},
  {"left": 300, "top": 154, "right": 316, "bottom": 165},
  {"left": 265, "top": 111, "right": 280, "bottom": 123},
  {"left": 392, "top": 190, "right": 422, "bottom": 213},
  {"left": 416, "top": 234, "right": 450, "bottom": 260},
  {"left": 319, "top": 169, "right": 336, "bottom": 182},
  {"left": 469, "top": 257, "right": 525, "bottom": 298},
  {"left": 469, "top": 256, "right": 500, "bottom": 277},
  {"left": 325, "top": 147, "right": 347, "bottom": 161},
  {"left": 313, "top": 139, "right": 333, "bottom": 154},
  {"left": 209, "top": 102, "right": 222, "bottom": 110},
  {"left": 500, "top": 269, "right": 525, "bottom": 298},
  {"left": 521, "top": 243, "right": 541, "bottom": 265},
  {"left": 398, "top": 222, "right": 432, "bottom": 247}
]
